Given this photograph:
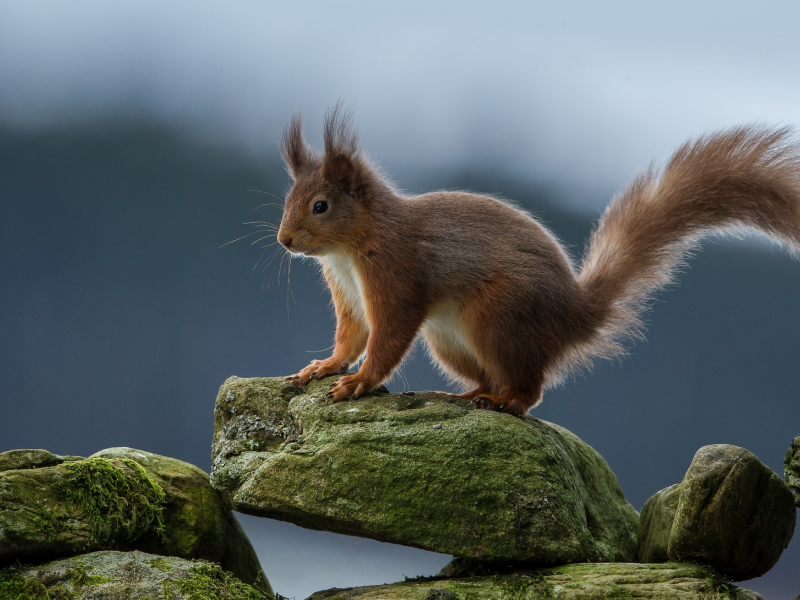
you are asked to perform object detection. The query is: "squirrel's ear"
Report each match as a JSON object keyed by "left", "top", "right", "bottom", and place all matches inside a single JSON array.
[
  {"left": 322, "top": 103, "right": 362, "bottom": 197},
  {"left": 323, "top": 153, "right": 356, "bottom": 197},
  {"left": 280, "top": 114, "right": 313, "bottom": 179}
]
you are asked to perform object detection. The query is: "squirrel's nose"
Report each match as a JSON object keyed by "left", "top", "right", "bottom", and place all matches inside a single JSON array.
[{"left": 278, "top": 231, "right": 293, "bottom": 249}]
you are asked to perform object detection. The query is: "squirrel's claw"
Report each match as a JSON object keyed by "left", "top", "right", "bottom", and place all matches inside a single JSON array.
[
  {"left": 327, "top": 374, "right": 371, "bottom": 403},
  {"left": 287, "top": 359, "right": 351, "bottom": 388},
  {"left": 474, "top": 394, "right": 527, "bottom": 418}
]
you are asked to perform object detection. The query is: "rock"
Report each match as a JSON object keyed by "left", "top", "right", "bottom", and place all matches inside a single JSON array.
[
  {"left": 211, "top": 376, "right": 640, "bottom": 564},
  {"left": 0, "top": 448, "right": 82, "bottom": 472},
  {"left": 0, "top": 447, "right": 271, "bottom": 594},
  {"left": 784, "top": 435, "right": 800, "bottom": 506},
  {"left": 637, "top": 483, "right": 681, "bottom": 562},
  {"left": 304, "top": 562, "right": 763, "bottom": 600},
  {"left": 638, "top": 444, "right": 796, "bottom": 581},
  {"left": 91, "top": 447, "right": 269, "bottom": 592},
  {"left": 0, "top": 550, "right": 272, "bottom": 599},
  {"left": 0, "top": 449, "right": 63, "bottom": 471},
  {"left": 0, "top": 454, "right": 167, "bottom": 561}
]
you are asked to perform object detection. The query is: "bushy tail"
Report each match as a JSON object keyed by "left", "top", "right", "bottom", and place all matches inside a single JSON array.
[{"left": 576, "top": 126, "right": 800, "bottom": 364}]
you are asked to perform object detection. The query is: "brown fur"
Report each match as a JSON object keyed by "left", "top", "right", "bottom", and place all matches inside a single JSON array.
[{"left": 278, "top": 109, "right": 800, "bottom": 416}]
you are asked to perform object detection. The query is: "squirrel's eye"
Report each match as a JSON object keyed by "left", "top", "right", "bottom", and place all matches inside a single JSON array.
[{"left": 313, "top": 200, "right": 328, "bottom": 214}]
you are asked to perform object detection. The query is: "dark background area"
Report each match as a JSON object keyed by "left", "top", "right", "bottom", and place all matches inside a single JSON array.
[{"left": 1, "top": 122, "right": 798, "bottom": 598}]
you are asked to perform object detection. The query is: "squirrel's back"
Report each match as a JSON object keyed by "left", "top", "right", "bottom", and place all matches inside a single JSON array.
[{"left": 403, "top": 191, "right": 578, "bottom": 299}]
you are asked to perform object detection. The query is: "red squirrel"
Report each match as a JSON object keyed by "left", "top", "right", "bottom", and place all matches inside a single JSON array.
[{"left": 277, "top": 108, "right": 800, "bottom": 416}]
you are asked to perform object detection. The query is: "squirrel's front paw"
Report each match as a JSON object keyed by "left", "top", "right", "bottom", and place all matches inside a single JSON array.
[
  {"left": 326, "top": 374, "right": 372, "bottom": 403},
  {"left": 286, "top": 359, "right": 350, "bottom": 387}
]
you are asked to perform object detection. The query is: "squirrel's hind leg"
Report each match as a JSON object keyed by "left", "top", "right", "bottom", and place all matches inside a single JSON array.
[
  {"left": 421, "top": 326, "right": 493, "bottom": 397},
  {"left": 437, "top": 386, "right": 493, "bottom": 400},
  {"left": 473, "top": 388, "right": 542, "bottom": 417}
]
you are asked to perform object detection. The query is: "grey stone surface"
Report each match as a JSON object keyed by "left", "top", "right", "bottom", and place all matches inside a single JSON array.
[{"left": 638, "top": 444, "right": 796, "bottom": 581}]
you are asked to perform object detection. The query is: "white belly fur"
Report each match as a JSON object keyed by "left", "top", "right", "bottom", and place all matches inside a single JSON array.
[
  {"left": 320, "top": 252, "right": 367, "bottom": 325},
  {"left": 321, "top": 254, "right": 478, "bottom": 362},
  {"left": 423, "top": 301, "right": 479, "bottom": 362}
]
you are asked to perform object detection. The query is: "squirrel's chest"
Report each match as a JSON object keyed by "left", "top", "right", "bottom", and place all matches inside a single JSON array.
[{"left": 321, "top": 253, "right": 367, "bottom": 324}]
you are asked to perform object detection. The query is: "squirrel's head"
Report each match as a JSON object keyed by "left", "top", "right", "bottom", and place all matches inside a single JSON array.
[{"left": 277, "top": 107, "right": 376, "bottom": 257}]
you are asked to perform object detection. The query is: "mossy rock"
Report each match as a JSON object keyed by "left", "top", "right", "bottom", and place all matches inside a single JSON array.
[
  {"left": 0, "top": 550, "right": 272, "bottom": 599},
  {"left": 0, "top": 449, "right": 81, "bottom": 472},
  {"left": 304, "top": 562, "right": 763, "bottom": 600},
  {"left": 0, "top": 447, "right": 271, "bottom": 595},
  {"left": 637, "top": 483, "right": 680, "bottom": 563},
  {"left": 0, "top": 453, "right": 167, "bottom": 560},
  {"left": 784, "top": 435, "right": 800, "bottom": 506},
  {"left": 210, "top": 376, "right": 639, "bottom": 564},
  {"left": 91, "top": 447, "right": 270, "bottom": 593},
  {"left": 638, "top": 444, "right": 796, "bottom": 581}
]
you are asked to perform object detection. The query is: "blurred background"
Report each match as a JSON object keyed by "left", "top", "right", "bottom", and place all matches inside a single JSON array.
[{"left": 1, "top": 1, "right": 800, "bottom": 598}]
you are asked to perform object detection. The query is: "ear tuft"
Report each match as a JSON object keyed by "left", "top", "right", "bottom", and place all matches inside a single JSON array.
[
  {"left": 280, "top": 114, "right": 314, "bottom": 179},
  {"left": 324, "top": 153, "right": 354, "bottom": 196},
  {"left": 322, "top": 103, "right": 362, "bottom": 196}
]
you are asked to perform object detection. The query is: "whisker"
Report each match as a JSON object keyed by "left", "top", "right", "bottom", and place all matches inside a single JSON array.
[
  {"left": 260, "top": 248, "right": 284, "bottom": 275},
  {"left": 329, "top": 235, "right": 373, "bottom": 264},
  {"left": 244, "top": 221, "right": 280, "bottom": 227},
  {"left": 219, "top": 230, "right": 270, "bottom": 248},
  {"left": 247, "top": 190, "right": 284, "bottom": 201},
  {"left": 397, "top": 367, "right": 410, "bottom": 392},
  {"left": 286, "top": 255, "right": 296, "bottom": 325},
  {"left": 264, "top": 249, "right": 285, "bottom": 294},
  {"left": 252, "top": 245, "right": 277, "bottom": 275},
  {"left": 307, "top": 344, "right": 335, "bottom": 353},
  {"left": 250, "top": 235, "right": 277, "bottom": 246},
  {"left": 278, "top": 251, "right": 288, "bottom": 285}
]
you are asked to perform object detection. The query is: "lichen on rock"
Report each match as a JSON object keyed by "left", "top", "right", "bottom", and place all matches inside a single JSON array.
[
  {"left": 211, "top": 375, "right": 640, "bottom": 565},
  {"left": 0, "top": 550, "right": 272, "bottom": 600},
  {"left": 0, "top": 455, "right": 166, "bottom": 561},
  {"left": 0, "top": 449, "right": 71, "bottom": 472},
  {"left": 638, "top": 444, "right": 796, "bottom": 581},
  {"left": 0, "top": 447, "right": 271, "bottom": 595},
  {"left": 784, "top": 435, "right": 800, "bottom": 506},
  {"left": 90, "top": 447, "right": 270, "bottom": 593},
  {"left": 304, "top": 562, "right": 763, "bottom": 600},
  {"left": 637, "top": 483, "right": 680, "bottom": 563}
]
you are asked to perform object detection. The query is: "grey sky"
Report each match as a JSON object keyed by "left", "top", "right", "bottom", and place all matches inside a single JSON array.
[{"left": 3, "top": 1, "right": 800, "bottom": 208}]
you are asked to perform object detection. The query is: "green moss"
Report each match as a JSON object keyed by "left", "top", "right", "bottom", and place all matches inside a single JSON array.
[
  {"left": 424, "top": 591, "right": 458, "bottom": 600},
  {"left": 55, "top": 458, "right": 166, "bottom": 547},
  {"left": 486, "top": 574, "right": 549, "bottom": 600},
  {"left": 306, "top": 563, "right": 756, "bottom": 600},
  {"left": 0, "top": 566, "right": 76, "bottom": 600},
  {"left": 0, "top": 568, "right": 46, "bottom": 600},
  {"left": 67, "top": 564, "right": 114, "bottom": 588},
  {"left": 162, "top": 563, "right": 269, "bottom": 600},
  {"left": 149, "top": 558, "right": 174, "bottom": 573},
  {"left": 212, "top": 377, "right": 640, "bottom": 564},
  {"left": 29, "top": 502, "right": 69, "bottom": 542}
]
